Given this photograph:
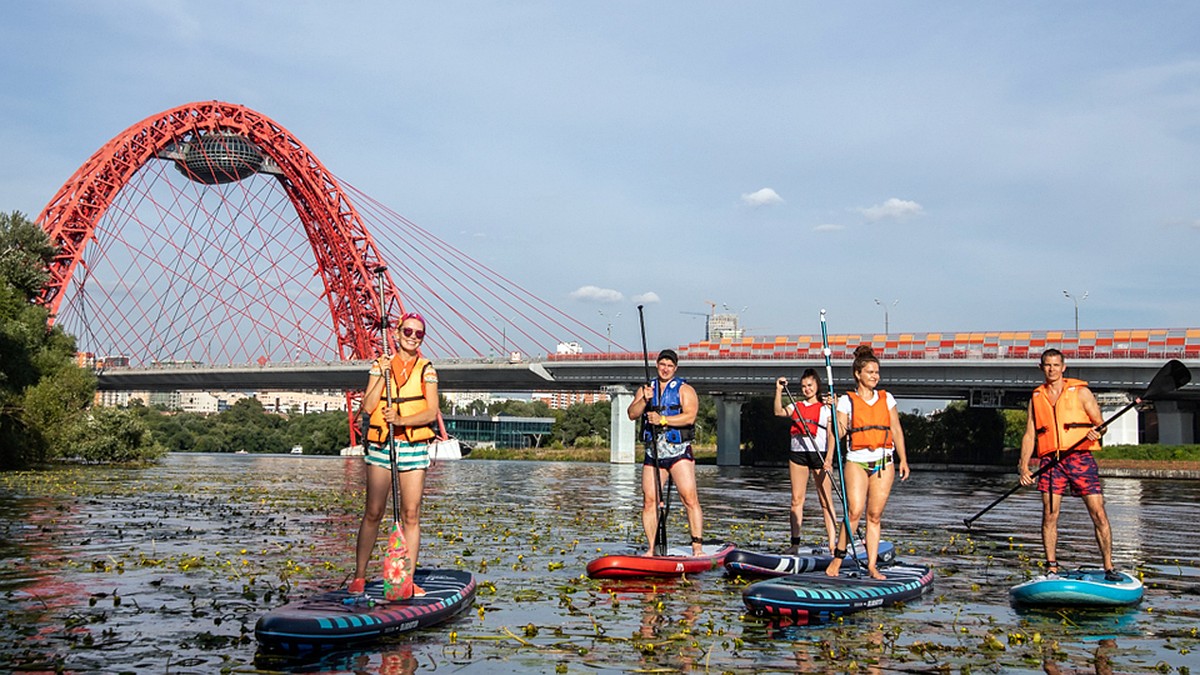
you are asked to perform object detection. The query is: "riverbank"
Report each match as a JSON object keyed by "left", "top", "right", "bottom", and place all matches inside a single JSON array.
[{"left": 463, "top": 447, "right": 1200, "bottom": 478}]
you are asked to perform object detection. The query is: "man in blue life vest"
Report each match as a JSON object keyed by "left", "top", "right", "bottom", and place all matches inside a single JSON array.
[
  {"left": 627, "top": 349, "right": 705, "bottom": 556},
  {"left": 1017, "top": 348, "right": 1116, "bottom": 580}
]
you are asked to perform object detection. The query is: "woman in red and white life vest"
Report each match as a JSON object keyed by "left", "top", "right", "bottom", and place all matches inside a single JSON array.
[
  {"left": 826, "top": 345, "right": 909, "bottom": 580},
  {"left": 349, "top": 312, "right": 440, "bottom": 597},
  {"left": 773, "top": 369, "right": 838, "bottom": 554}
]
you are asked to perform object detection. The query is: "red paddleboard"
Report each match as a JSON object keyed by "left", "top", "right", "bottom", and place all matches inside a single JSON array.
[{"left": 586, "top": 542, "right": 736, "bottom": 579}]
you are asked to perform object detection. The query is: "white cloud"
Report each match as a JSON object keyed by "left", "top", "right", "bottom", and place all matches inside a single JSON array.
[
  {"left": 858, "top": 198, "right": 924, "bottom": 221},
  {"left": 813, "top": 223, "right": 844, "bottom": 232},
  {"left": 569, "top": 285, "right": 624, "bottom": 303},
  {"left": 741, "top": 188, "right": 784, "bottom": 207},
  {"left": 631, "top": 291, "right": 660, "bottom": 304}
]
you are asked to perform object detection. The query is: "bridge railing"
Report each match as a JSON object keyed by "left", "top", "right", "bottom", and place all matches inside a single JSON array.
[{"left": 546, "top": 328, "right": 1200, "bottom": 362}]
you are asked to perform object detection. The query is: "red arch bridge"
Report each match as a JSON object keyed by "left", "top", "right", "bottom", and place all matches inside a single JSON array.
[{"left": 34, "top": 101, "right": 1198, "bottom": 464}]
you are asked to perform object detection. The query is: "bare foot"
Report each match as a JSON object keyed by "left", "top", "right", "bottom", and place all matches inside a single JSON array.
[
  {"left": 692, "top": 545, "right": 704, "bottom": 557},
  {"left": 784, "top": 544, "right": 800, "bottom": 555},
  {"left": 868, "top": 566, "right": 886, "bottom": 580},
  {"left": 825, "top": 557, "right": 843, "bottom": 577}
]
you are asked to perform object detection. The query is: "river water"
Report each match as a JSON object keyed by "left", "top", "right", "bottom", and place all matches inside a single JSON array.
[{"left": 1, "top": 454, "right": 1197, "bottom": 674}]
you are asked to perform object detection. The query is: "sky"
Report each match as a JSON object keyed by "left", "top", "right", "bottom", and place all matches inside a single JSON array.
[{"left": 2, "top": 2, "right": 1198, "bottom": 352}]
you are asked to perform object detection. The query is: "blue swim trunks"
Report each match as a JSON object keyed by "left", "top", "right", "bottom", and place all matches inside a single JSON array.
[{"left": 1036, "top": 452, "right": 1102, "bottom": 497}]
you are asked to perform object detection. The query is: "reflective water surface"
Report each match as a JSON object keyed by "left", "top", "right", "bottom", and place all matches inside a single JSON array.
[{"left": 1, "top": 454, "right": 1198, "bottom": 673}]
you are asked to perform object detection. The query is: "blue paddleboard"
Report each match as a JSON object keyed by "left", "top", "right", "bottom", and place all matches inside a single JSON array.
[
  {"left": 255, "top": 568, "right": 475, "bottom": 654},
  {"left": 742, "top": 562, "right": 933, "bottom": 623},
  {"left": 1009, "top": 568, "right": 1142, "bottom": 607}
]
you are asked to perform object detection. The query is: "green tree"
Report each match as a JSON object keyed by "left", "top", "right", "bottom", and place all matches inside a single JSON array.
[
  {"left": 740, "top": 396, "right": 788, "bottom": 465},
  {"left": 287, "top": 410, "right": 351, "bottom": 454},
  {"left": 694, "top": 396, "right": 717, "bottom": 445},
  {"left": 0, "top": 211, "right": 114, "bottom": 467},
  {"left": 0, "top": 211, "right": 56, "bottom": 298},
  {"left": 64, "top": 408, "right": 167, "bottom": 463},
  {"left": 554, "top": 401, "right": 610, "bottom": 445},
  {"left": 927, "top": 402, "right": 1007, "bottom": 464},
  {"left": 899, "top": 411, "right": 931, "bottom": 455},
  {"left": 1002, "top": 408, "right": 1027, "bottom": 449}
]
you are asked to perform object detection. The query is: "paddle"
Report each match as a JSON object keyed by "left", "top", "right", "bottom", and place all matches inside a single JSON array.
[
  {"left": 375, "top": 266, "right": 412, "bottom": 601},
  {"left": 963, "top": 359, "right": 1191, "bottom": 529},
  {"left": 638, "top": 304, "right": 670, "bottom": 557},
  {"left": 821, "top": 310, "right": 865, "bottom": 567}
]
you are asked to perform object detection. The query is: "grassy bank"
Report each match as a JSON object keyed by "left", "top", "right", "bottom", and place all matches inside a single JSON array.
[
  {"left": 466, "top": 444, "right": 1200, "bottom": 463},
  {"left": 1098, "top": 444, "right": 1200, "bottom": 460},
  {"left": 466, "top": 445, "right": 720, "bottom": 463}
]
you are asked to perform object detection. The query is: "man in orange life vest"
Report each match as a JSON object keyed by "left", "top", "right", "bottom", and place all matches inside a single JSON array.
[{"left": 1017, "top": 348, "right": 1116, "bottom": 579}]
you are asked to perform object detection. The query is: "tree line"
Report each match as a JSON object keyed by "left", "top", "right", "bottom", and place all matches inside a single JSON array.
[
  {"left": 0, "top": 212, "right": 164, "bottom": 469},
  {"left": 739, "top": 397, "right": 1026, "bottom": 466}
]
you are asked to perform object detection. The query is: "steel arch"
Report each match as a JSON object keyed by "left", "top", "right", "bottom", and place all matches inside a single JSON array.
[{"left": 35, "top": 100, "right": 401, "bottom": 361}]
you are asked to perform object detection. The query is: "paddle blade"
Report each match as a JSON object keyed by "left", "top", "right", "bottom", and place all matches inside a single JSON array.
[
  {"left": 1144, "top": 360, "right": 1191, "bottom": 400},
  {"left": 382, "top": 521, "right": 412, "bottom": 601}
]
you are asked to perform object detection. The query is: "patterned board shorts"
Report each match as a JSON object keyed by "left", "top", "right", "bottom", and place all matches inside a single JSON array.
[
  {"left": 1036, "top": 451, "right": 1102, "bottom": 497},
  {"left": 643, "top": 444, "right": 694, "bottom": 470}
]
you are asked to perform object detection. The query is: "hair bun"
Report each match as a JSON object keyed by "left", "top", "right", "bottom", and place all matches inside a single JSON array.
[{"left": 853, "top": 344, "right": 875, "bottom": 359}]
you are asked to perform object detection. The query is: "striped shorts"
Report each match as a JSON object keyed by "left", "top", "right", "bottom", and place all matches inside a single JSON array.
[{"left": 365, "top": 440, "right": 431, "bottom": 472}]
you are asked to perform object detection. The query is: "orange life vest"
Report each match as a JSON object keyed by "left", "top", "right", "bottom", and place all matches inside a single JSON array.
[
  {"left": 366, "top": 356, "right": 436, "bottom": 444},
  {"left": 845, "top": 390, "right": 893, "bottom": 450},
  {"left": 1030, "top": 377, "right": 1099, "bottom": 457}
]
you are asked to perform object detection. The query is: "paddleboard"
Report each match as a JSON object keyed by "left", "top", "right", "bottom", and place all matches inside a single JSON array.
[
  {"left": 255, "top": 568, "right": 476, "bottom": 654},
  {"left": 742, "top": 562, "right": 934, "bottom": 622},
  {"left": 1009, "top": 568, "right": 1142, "bottom": 608},
  {"left": 586, "top": 541, "right": 736, "bottom": 579},
  {"left": 725, "top": 540, "right": 896, "bottom": 578}
]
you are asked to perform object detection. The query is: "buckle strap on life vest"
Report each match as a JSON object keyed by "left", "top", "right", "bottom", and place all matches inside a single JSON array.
[{"left": 847, "top": 424, "right": 891, "bottom": 434}]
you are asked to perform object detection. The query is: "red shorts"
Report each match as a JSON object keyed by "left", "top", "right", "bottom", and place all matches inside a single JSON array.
[{"left": 1036, "top": 452, "right": 1102, "bottom": 497}]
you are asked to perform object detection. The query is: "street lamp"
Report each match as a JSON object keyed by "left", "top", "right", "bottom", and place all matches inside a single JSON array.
[
  {"left": 1062, "top": 290, "right": 1088, "bottom": 333},
  {"left": 874, "top": 298, "right": 898, "bottom": 334},
  {"left": 598, "top": 310, "right": 621, "bottom": 353}
]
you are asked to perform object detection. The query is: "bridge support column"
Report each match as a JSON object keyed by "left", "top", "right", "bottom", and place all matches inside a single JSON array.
[
  {"left": 1097, "top": 392, "right": 1139, "bottom": 446},
  {"left": 1155, "top": 400, "right": 1194, "bottom": 446},
  {"left": 714, "top": 394, "right": 745, "bottom": 466},
  {"left": 608, "top": 386, "right": 636, "bottom": 464}
]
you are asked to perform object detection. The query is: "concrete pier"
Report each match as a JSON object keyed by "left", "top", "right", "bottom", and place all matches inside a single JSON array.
[{"left": 608, "top": 386, "right": 636, "bottom": 463}]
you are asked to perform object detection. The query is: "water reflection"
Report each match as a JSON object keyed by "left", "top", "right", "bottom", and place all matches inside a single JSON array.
[{"left": 0, "top": 455, "right": 1197, "bottom": 673}]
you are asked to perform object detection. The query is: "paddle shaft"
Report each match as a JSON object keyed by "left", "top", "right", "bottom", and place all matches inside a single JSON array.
[
  {"left": 375, "top": 267, "right": 402, "bottom": 525},
  {"left": 963, "top": 396, "right": 1140, "bottom": 528},
  {"left": 821, "top": 311, "right": 864, "bottom": 565},
  {"left": 637, "top": 305, "right": 669, "bottom": 556}
]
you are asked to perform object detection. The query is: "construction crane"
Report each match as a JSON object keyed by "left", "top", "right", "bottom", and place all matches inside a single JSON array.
[{"left": 680, "top": 310, "right": 711, "bottom": 341}]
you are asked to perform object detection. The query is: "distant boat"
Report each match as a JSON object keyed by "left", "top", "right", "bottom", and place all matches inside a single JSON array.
[
  {"left": 290, "top": 445, "right": 303, "bottom": 455},
  {"left": 235, "top": 449, "right": 248, "bottom": 455},
  {"left": 340, "top": 445, "right": 365, "bottom": 457}
]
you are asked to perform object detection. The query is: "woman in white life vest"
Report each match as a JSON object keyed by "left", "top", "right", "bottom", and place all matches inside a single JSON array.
[
  {"left": 826, "top": 345, "right": 909, "bottom": 580},
  {"left": 773, "top": 369, "right": 838, "bottom": 554}
]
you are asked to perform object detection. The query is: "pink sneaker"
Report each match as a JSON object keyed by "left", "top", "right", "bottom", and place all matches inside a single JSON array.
[{"left": 348, "top": 577, "right": 366, "bottom": 594}]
